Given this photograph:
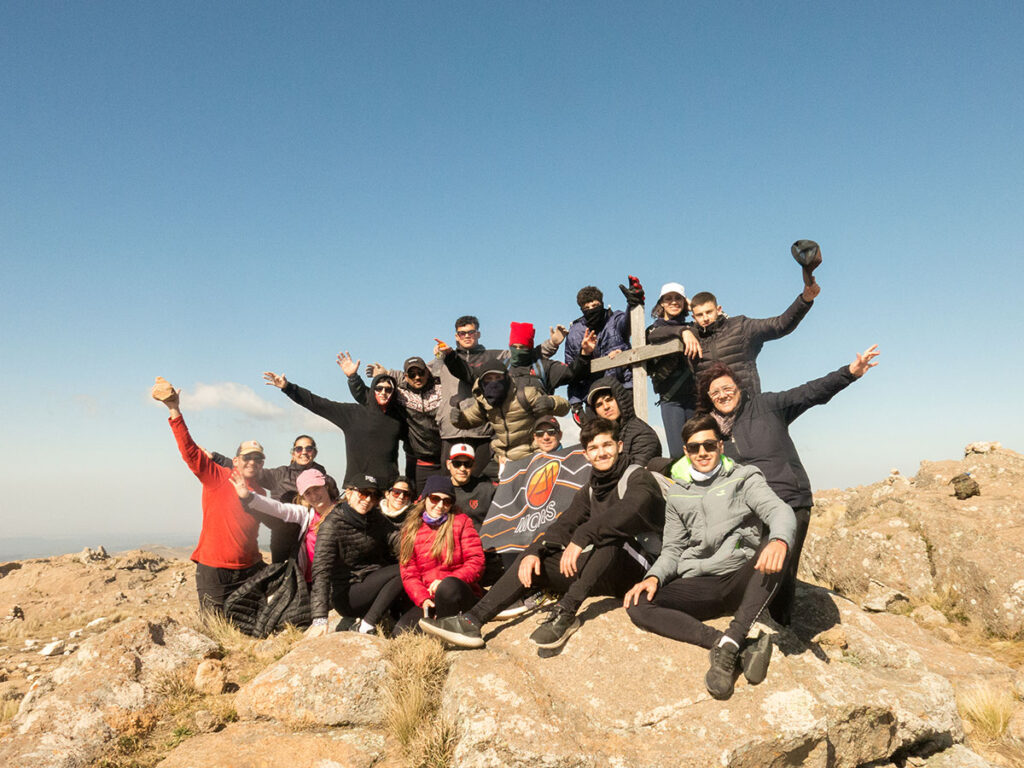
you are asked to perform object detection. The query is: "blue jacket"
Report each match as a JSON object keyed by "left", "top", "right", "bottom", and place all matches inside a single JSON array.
[{"left": 565, "top": 308, "right": 631, "bottom": 405}]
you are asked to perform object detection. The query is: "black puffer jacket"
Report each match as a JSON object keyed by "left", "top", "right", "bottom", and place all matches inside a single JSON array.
[
  {"left": 645, "top": 317, "right": 696, "bottom": 408},
  {"left": 694, "top": 294, "right": 812, "bottom": 395},
  {"left": 223, "top": 560, "right": 311, "bottom": 637},
  {"left": 720, "top": 365, "right": 857, "bottom": 509},
  {"left": 585, "top": 377, "right": 662, "bottom": 467},
  {"left": 282, "top": 374, "right": 405, "bottom": 485},
  {"left": 309, "top": 502, "right": 397, "bottom": 620}
]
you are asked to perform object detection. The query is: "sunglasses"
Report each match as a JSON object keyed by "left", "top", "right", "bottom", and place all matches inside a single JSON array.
[
  {"left": 426, "top": 494, "right": 454, "bottom": 507},
  {"left": 406, "top": 369, "right": 427, "bottom": 378},
  {"left": 708, "top": 386, "right": 736, "bottom": 401},
  {"left": 389, "top": 488, "right": 412, "bottom": 498},
  {"left": 450, "top": 459, "right": 473, "bottom": 469},
  {"left": 240, "top": 454, "right": 264, "bottom": 463},
  {"left": 684, "top": 440, "right": 720, "bottom": 454},
  {"left": 533, "top": 427, "right": 559, "bottom": 436},
  {"left": 374, "top": 385, "right": 394, "bottom": 393},
  {"left": 292, "top": 445, "right": 315, "bottom": 454},
  {"left": 455, "top": 329, "right": 479, "bottom": 338},
  {"left": 353, "top": 488, "right": 381, "bottom": 500}
]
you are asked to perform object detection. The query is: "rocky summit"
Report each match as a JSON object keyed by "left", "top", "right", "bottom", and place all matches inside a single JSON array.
[{"left": 2, "top": 446, "right": 1024, "bottom": 767}]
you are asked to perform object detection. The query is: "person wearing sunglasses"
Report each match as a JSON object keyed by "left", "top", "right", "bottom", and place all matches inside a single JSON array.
[
  {"left": 379, "top": 476, "right": 415, "bottom": 542},
  {"left": 306, "top": 473, "right": 404, "bottom": 637},
  {"left": 263, "top": 364, "right": 405, "bottom": 488},
  {"left": 393, "top": 476, "right": 485, "bottom": 635},
  {"left": 151, "top": 377, "right": 266, "bottom": 614},
  {"left": 624, "top": 414, "right": 797, "bottom": 701},
  {"left": 420, "top": 418, "right": 664, "bottom": 653},
  {"left": 445, "top": 444, "right": 495, "bottom": 532},
  {"left": 531, "top": 415, "right": 563, "bottom": 454},
  {"left": 694, "top": 344, "right": 880, "bottom": 626}
]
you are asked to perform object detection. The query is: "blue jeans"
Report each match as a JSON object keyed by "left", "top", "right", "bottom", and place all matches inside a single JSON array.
[{"left": 660, "top": 400, "right": 695, "bottom": 458}]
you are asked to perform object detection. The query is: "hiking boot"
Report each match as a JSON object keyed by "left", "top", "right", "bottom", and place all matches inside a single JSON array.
[
  {"left": 740, "top": 632, "right": 773, "bottom": 685},
  {"left": 528, "top": 607, "right": 580, "bottom": 649},
  {"left": 418, "top": 614, "right": 484, "bottom": 649},
  {"left": 705, "top": 641, "right": 740, "bottom": 700}
]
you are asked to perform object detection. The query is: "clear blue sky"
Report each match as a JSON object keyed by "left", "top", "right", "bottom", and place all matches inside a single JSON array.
[{"left": 2, "top": 2, "right": 1022, "bottom": 551}]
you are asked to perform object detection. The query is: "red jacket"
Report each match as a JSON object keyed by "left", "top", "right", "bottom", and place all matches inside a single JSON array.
[
  {"left": 400, "top": 513, "right": 485, "bottom": 607},
  {"left": 170, "top": 416, "right": 263, "bottom": 570}
]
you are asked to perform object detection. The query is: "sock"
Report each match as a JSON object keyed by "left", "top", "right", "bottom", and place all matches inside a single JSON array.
[{"left": 358, "top": 619, "right": 374, "bottom": 634}]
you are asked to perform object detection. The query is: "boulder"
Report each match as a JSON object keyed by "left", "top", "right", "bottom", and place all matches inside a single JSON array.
[
  {"left": 441, "top": 589, "right": 967, "bottom": 768},
  {"left": 0, "top": 616, "right": 217, "bottom": 768},
  {"left": 234, "top": 633, "right": 387, "bottom": 727},
  {"left": 156, "top": 721, "right": 385, "bottom": 768},
  {"left": 803, "top": 447, "right": 1024, "bottom": 638}
]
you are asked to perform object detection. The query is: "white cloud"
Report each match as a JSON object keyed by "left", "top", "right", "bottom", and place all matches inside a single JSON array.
[{"left": 181, "top": 382, "right": 286, "bottom": 420}]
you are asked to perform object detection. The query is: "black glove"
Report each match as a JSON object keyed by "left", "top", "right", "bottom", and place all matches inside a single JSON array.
[
  {"left": 364, "top": 364, "right": 376, "bottom": 378},
  {"left": 791, "top": 240, "right": 821, "bottom": 271},
  {"left": 449, "top": 395, "right": 464, "bottom": 407},
  {"left": 618, "top": 275, "right": 645, "bottom": 308}
]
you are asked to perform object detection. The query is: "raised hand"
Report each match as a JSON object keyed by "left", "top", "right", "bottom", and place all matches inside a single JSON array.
[
  {"left": 849, "top": 344, "right": 880, "bottom": 378},
  {"left": 228, "top": 470, "right": 250, "bottom": 500},
  {"left": 580, "top": 329, "right": 598, "bottom": 356},
  {"left": 263, "top": 371, "right": 287, "bottom": 389},
  {"left": 366, "top": 362, "right": 386, "bottom": 378},
  {"left": 151, "top": 377, "right": 181, "bottom": 411},
  {"left": 336, "top": 351, "right": 360, "bottom": 377},
  {"left": 549, "top": 324, "right": 569, "bottom": 347}
]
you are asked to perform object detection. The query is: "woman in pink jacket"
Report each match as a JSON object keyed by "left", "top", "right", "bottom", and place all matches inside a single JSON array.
[{"left": 394, "top": 476, "right": 485, "bottom": 635}]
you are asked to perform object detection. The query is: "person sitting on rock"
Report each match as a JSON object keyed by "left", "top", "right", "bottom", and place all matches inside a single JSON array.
[
  {"left": 624, "top": 414, "right": 796, "bottom": 700},
  {"left": 306, "top": 473, "right": 404, "bottom": 637},
  {"left": 419, "top": 417, "right": 665, "bottom": 652},
  {"left": 393, "top": 476, "right": 486, "bottom": 635},
  {"left": 151, "top": 377, "right": 265, "bottom": 614},
  {"left": 379, "top": 476, "right": 415, "bottom": 541},
  {"left": 585, "top": 376, "right": 662, "bottom": 466}
]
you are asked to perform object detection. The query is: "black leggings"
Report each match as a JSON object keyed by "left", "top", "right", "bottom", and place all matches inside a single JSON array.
[
  {"left": 769, "top": 506, "right": 810, "bottom": 625},
  {"left": 332, "top": 565, "right": 405, "bottom": 627},
  {"left": 393, "top": 576, "right": 478, "bottom": 635},
  {"left": 627, "top": 545, "right": 784, "bottom": 649},
  {"left": 469, "top": 545, "right": 643, "bottom": 624}
]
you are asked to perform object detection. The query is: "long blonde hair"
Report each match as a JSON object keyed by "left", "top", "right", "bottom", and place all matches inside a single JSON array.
[{"left": 398, "top": 500, "right": 458, "bottom": 567}]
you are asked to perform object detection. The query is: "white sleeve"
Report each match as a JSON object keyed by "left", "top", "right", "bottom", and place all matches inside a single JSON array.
[{"left": 247, "top": 492, "right": 311, "bottom": 526}]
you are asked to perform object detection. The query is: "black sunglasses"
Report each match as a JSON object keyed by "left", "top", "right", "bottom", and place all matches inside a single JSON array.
[
  {"left": 292, "top": 445, "right": 315, "bottom": 453},
  {"left": 684, "top": 439, "right": 720, "bottom": 454},
  {"left": 450, "top": 459, "right": 473, "bottom": 469},
  {"left": 533, "top": 427, "right": 559, "bottom": 436}
]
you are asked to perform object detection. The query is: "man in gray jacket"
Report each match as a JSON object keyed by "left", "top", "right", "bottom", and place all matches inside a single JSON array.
[{"left": 624, "top": 413, "right": 795, "bottom": 700}]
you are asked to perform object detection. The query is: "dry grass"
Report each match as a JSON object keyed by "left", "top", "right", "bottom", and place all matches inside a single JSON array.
[
  {"left": 381, "top": 633, "right": 457, "bottom": 767},
  {"left": 958, "top": 682, "right": 1015, "bottom": 740},
  {"left": 1, "top": 696, "right": 20, "bottom": 723}
]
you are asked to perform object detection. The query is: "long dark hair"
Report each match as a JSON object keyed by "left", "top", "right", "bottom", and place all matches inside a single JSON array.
[{"left": 696, "top": 361, "right": 740, "bottom": 414}]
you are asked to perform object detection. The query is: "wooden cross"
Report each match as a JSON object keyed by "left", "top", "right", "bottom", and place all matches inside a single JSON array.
[{"left": 589, "top": 304, "right": 686, "bottom": 422}]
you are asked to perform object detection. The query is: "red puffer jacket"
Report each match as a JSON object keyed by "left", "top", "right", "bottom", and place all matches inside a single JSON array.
[{"left": 400, "top": 513, "right": 485, "bottom": 607}]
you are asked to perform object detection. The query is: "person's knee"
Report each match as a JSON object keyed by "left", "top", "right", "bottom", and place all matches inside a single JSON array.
[
  {"left": 625, "top": 596, "right": 654, "bottom": 628},
  {"left": 434, "top": 576, "right": 465, "bottom": 604}
]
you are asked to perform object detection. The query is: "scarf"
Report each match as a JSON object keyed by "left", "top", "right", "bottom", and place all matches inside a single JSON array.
[
  {"left": 688, "top": 460, "right": 722, "bottom": 482},
  {"left": 582, "top": 305, "right": 608, "bottom": 331},
  {"left": 422, "top": 510, "right": 448, "bottom": 526},
  {"left": 589, "top": 453, "right": 631, "bottom": 501}
]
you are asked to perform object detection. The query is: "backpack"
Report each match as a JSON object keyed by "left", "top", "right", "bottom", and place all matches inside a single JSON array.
[
  {"left": 505, "top": 357, "right": 553, "bottom": 413},
  {"left": 588, "top": 464, "right": 666, "bottom": 567}
]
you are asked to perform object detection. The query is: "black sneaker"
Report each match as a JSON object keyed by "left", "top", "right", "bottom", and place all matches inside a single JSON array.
[
  {"left": 705, "top": 641, "right": 740, "bottom": 700},
  {"left": 418, "top": 614, "right": 484, "bottom": 649},
  {"left": 335, "top": 616, "right": 358, "bottom": 632},
  {"left": 528, "top": 607, "right": 580, "bottom": 649},
  {"left": 740, "top": 632, "right": 773, "bottom": 685}
]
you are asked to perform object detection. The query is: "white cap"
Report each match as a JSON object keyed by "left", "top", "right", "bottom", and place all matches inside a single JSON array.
[
  {"left": 658, "top": 282, "right": 687, "bottom": 302},
  {"left": 449, "top": 443, "right": 475, "bottom": 460}
]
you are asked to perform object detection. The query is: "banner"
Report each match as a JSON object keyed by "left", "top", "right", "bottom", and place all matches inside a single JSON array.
[{"left": 479, "top": 447, "right": 591, "bottom": 554}]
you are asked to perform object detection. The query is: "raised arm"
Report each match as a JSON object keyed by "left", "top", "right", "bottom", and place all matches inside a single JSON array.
[
  {"left": 265, "top": 371, "right": 356, "bottom": 430},
  {"left": 745, "top": 293, "right": 815, "bottom": 344}
]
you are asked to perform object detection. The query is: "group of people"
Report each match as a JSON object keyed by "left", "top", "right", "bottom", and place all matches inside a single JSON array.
[{"left": 155, "top": 244, "right": 881, "bottom": 699}]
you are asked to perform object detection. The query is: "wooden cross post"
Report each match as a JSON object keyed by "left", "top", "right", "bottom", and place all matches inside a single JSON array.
[{"left": 589, "top": 304, "right": 686, "bottom": 422}]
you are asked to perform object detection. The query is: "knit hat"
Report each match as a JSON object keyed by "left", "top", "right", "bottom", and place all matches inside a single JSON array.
[
  {"left": 509, "top": 322, "right": 535, "bottom": 348},
  {"left": 296, "top": 469, "right": 327, "bottom": 497},
  {"left": 422, "top": 475, "right": 455, "bottom": 499}
]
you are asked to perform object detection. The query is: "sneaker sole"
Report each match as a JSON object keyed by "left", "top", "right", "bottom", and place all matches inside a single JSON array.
[
  {"left": 494, "top": 605, "right": 529, "bottom": 620},
  {"left": 418, "top": 618, "right": 485, "bottom": 649},
  {"left": 742, "top": 634, "right": 773, "bottom": 685},
  {"left": 530, "top": 618, "right": 580, "bottom": 649}
]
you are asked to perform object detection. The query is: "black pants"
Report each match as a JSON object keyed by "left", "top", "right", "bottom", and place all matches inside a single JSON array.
[
  {"left": 409, "top": 460, "right": 444, "bottom": 496},
  {"left": 442, "top": 437, "right": 498, "bottom": 482},
  {"left": 769, "top": 506, "right": 810, "bottom": 625},
  {"left": 393, "top": 576, "right": 478, "bottom": 635},
  {"left": 333, "top": 564, "right": 405, "bottom": 627},
  {"left": 195, "top": 562, "right": 265, "bottom": 613},
  {"left": 469, "top": 545, "right": 643, "bottom": 624},
  {"left": 626, "top": 544, "right": 784, "bottom": 649}
]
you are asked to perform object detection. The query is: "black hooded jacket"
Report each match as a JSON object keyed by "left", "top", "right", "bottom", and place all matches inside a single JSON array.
[
  {"left": 585, "top": 377, "right": 662, "bottom": 466},
  {"left": 281, "top": 374, "right": 405, "bottom": 485}
]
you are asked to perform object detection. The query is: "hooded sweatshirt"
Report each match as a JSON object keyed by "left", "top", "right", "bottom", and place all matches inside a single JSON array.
[
  {"left": 584, "top": 377, "right": 662, "bottom": 466},
  {"left": 281, "top": 374, "right": 405, "bottom": 485}
]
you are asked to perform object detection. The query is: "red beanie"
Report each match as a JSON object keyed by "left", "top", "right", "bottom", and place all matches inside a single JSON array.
[{"left": 509, "top": 322, "right": 535, "bottom": 347}]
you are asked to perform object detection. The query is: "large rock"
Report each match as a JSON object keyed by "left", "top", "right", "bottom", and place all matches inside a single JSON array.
[
  {"left": 234, "top": 633, "right": 387, "bottom": 727},
  {"left": 442, "top": 589, "right": 969, "bottom": 768},
  {"left": 157, "top": 721, "right": 385, "bottom": 768},
  {"left": 803, "top": 447, "right": 1024, "bottom": 638},
  {"left": 0, "top": 616, "right": 217, "bottom": 768}
]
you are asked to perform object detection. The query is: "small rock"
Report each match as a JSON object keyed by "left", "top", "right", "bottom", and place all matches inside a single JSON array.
[
  {"left": 68, "top": 629, "right": 82, "bottom": 639},
  {"left": 812, "top": 626, "right": 848, "bottom": 649},
  {"left": 1007, "top": 708, "right": 1024, "bottom": 742},
  {"left": 194, "top": 659, "right": 227, "bottom": 695},
  {"left": 949, "top": 473, "right": 981, "bottom": 500},
  {"left": 862, "top": 579, "right": 910, "bottom": 612},
  {"left": 86, "top": 616, "right": 109, "bottom": 628},
  {"left": 23, "top": 639, "right": 37, "bottom": 649},
  {"left": 911, "top": 605, "right": 949, "bottom": 628},
  {"left": 7, "top": 605, "right": 25, "bottom": 621},
  {"left": 964, "top": 441, "right": 1000, "bottom": 455},
  {"left": 193, "top": 709, "right": 219, "bottom": 733},
  {"left": 40, "top": 641, "right": 65, "bottom": 657}
]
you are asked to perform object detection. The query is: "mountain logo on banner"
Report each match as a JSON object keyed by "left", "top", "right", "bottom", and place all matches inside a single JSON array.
[{"left": 526, "top": 460, "right": 560, "bottom": 508}]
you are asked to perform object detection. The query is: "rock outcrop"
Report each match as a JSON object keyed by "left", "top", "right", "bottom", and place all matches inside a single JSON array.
[{"left": 803, "top": 445, "right": 1024, "bottom": 638}]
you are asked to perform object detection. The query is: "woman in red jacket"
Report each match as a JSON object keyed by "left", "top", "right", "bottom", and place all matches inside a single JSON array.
[{"left": 393, "top": 476, "right": 485, "bottom": 635}]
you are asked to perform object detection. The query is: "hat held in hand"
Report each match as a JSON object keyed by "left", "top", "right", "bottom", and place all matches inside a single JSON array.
[
  {"left": 791, "top": 240, "right": 822, "bottom": 272},
  {"left": 151, "top": 376, "right": 176, "bottom": 402}
]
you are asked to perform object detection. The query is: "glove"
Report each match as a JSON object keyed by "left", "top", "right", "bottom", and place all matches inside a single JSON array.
[
  {"left": 618, "top": 275, "right": 645, "bottom": 308},
  {"left": 449, "top": 394, "right": 464, "bottom": 407},
  {"left": 570, "top": 402, "right": 584, "bottom": 427}
]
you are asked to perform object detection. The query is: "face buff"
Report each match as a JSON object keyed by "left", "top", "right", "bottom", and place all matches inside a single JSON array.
[
  {"left": 509, "top": 348, "right": 533, "bottom": 367},
  {"left": 482, "top": 376, "right": 509, "bottom": 406},
  {"left": 582, "top": 305, "right": 607, "bottom": 331}
]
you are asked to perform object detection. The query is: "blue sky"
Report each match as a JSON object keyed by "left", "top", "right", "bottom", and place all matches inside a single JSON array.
[{"left": 2, "top": 3, "right": 1022, "bottom": 552}]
